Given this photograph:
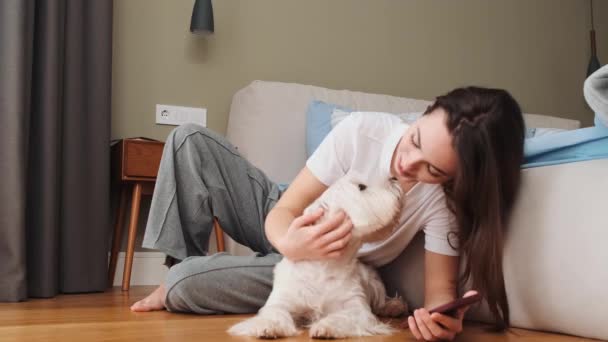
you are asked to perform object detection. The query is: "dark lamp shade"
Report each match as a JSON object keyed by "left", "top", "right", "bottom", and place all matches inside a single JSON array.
[{"left": 190, "top": 0, "right": 214, "bottom": 34}]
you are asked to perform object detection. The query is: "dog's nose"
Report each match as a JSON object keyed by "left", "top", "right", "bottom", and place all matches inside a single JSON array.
[{"left": 358, "top": 184, "right": 367, "bottom": 191}]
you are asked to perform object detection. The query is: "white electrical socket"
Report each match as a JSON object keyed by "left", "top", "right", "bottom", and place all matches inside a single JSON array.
[{"left": 156, "top": 104, "right": 207, "bottom": 127}]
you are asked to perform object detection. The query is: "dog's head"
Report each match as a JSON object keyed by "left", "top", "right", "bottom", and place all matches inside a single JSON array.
[{"left": 306, "top": 177, "right": 403, "bottom": 243}]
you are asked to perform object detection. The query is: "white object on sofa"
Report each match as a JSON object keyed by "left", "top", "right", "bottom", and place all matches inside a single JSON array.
[{"left": 226, "top": 81, "right": 608, "bottom": 340}]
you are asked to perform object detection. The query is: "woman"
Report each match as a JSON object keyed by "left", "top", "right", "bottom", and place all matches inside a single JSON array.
[{"left": 131, "top": 86, "right": 525, "bottom": 341}]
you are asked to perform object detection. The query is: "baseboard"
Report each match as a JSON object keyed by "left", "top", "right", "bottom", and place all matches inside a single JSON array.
[{"left": 110, "top": 252, "right": 168, "bottom": 286}]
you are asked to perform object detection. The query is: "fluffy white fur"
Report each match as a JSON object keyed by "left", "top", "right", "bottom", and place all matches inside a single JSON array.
[{"left": 228, "top": 177, "right": 408, "bottom": 339}]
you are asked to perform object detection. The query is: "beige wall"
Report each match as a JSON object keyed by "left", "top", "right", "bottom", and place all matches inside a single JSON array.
[
  {"left": 111, "top": 0, "right": 607, "bottom": 252},
  {"left": 113, "top": 0, "right": 608, "bottom": 140}
]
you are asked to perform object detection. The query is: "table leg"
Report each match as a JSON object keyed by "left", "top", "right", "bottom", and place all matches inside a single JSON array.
[
  {"left": 108, "top": 185, "right": 128, "bottom": 288},
  {"left": 122, "top": 182, "right": 142, "bottom": 291},
  {"left": 213, "top": 218, "right": 225, "bottom": 252}
]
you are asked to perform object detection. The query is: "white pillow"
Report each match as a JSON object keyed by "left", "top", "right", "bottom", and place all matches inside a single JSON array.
[
  {"left": 525, "top": 127, "right": 568, "bottom": 138},
  {"left": 331, "top": 109, "right": 422, "bottom": 128}
]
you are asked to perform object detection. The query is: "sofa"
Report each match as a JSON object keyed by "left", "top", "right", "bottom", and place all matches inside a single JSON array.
[{"left": 223, "top": 80, "right": 608, "bottom": 340}]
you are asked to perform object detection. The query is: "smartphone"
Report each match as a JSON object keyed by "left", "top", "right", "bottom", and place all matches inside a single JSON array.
[{"left": 428, "top": 292, "right": 482, "bottom": 317}]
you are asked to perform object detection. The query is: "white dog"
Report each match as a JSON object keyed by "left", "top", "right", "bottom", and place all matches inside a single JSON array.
[{"left": 228, "top": 176, "right": 408, "bottom": 339}]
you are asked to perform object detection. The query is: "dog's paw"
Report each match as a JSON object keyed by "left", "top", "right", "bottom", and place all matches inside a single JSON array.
[
  {"left": 377, "top": 296, "right": 408, "bottom": 317},
  {"left": 309, "top": 320, "right": 346, "bottom": 339},
  {"left": 228, "top": 315, "right": 298, "bottom": 338},
  {"left": 364, "top": 321, "right": 396, "bottom": 336},
  {"left": 309, "top": 314, "right": 395, "bottom": 338}
]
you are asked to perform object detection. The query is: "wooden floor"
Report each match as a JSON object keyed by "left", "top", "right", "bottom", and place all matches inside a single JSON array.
[{"left": 0, "top": 286, "right": 598, "bottom": 341}]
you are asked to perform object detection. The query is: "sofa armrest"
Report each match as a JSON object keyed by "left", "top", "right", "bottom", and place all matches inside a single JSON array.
[{"left": 380, "top": 158, "right": 608, "bottom": 341}]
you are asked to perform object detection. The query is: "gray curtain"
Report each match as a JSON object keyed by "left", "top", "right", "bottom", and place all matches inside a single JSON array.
[{"left": 0, "top": 0, "right": 112, "bottom": 301}]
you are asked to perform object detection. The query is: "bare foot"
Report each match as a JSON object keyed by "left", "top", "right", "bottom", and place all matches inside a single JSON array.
[{"left": 130, "top": 284, "right": 167, "bottom": 312}]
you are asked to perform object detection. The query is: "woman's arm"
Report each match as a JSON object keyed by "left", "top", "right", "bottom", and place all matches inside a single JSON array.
[
  {"left": 265, "top": 167, "right": 352, "bottom": 261},
  {"left": 265, "top": 167, "right": 327, "bottom": 245},
  {"left": 424, "top": 251, "right": 459, "bottom": 308},
  {"left": 408, "top": 251, "right": 477, "bottom": 341}
]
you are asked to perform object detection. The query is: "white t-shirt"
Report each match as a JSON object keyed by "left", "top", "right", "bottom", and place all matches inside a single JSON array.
[{"left": 306, "top": 112, "right": 459, "bottom": 267}]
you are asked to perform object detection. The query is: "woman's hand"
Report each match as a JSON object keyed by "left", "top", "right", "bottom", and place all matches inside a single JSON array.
[
  {"left": 276, "top": 208, "right": 353, "bottom": 261},
  {"left": 407, "top": 290, "right": 478, "bottom": 341}
]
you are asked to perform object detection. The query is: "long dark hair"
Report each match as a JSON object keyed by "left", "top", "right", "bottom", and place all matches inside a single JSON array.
[{"left": 425, "top": 87, "right": 525, "bottom": 330}]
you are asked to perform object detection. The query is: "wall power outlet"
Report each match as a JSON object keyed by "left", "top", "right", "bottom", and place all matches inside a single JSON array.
[{"left": 156, "top": 104, "right": 207, "bottom": 127}]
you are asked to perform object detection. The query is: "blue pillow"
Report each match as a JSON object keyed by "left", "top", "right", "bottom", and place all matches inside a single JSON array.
[
  {"left": 305, "top": 100, "right": 352, "bottom": 157},
  {"left": 304, "top": 99, "right": 608, "bottom": 170},
  {"left": 523, "top": 124, "right": 608, "bottom": 168}
]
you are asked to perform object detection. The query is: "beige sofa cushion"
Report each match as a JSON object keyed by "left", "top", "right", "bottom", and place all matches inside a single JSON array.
[
  {"left": 380, "top": 158, "right": 608, "bottom": 341},
  {"left": 227, "top": 80, "right": 431, "bottom": 184},
  {"left": 227, "top": 80, "right": 580, "bottom": 183}
]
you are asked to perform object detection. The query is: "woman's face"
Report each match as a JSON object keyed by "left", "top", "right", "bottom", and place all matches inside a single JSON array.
[{"left": 391, "top": 108, "right": 458, "bottom": 187}]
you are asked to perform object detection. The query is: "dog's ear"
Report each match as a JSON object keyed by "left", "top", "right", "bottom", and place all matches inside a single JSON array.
[{"left": 304, "top": 200, "right": 332, "bottom": 225}]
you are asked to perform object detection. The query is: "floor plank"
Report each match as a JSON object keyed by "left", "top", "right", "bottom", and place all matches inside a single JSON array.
[{"left": 0, "top": 286, "right": 597, "bottom": 341}]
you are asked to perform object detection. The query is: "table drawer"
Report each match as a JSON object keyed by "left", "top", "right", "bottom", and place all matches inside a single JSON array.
[{"left": 121, "top": 139, "right": 165, "bottom": 179}]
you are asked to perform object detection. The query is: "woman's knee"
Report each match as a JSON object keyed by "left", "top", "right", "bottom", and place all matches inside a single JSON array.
[
  {"left": 164, "top": 256, "right": 221, "bottom": 313},
  {"left": 169, "top": 123, "right": 237, "bottom": 157},
  {"left": 169, "top": 123, "right": 209, "bottom": 145}
]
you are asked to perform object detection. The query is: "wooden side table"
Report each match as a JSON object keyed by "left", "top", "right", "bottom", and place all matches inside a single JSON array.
[{"left": 107, "top": 138, "right": 226, "bottom": 290}]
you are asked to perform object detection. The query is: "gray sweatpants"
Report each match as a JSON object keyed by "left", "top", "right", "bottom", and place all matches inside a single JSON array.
[{"left": 142, "top": 123, "right": 284, "bottom": 314}]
